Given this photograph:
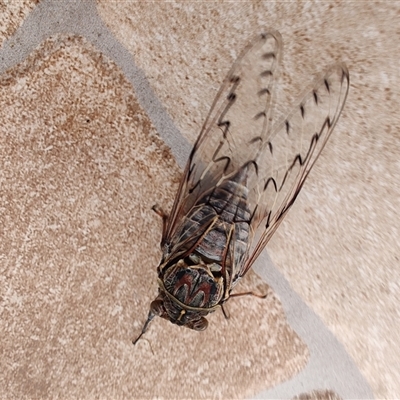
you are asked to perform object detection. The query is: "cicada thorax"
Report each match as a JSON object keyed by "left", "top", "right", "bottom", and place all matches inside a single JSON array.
[{"left": 156, "top": 167, "right": 252, "bottom": 330}]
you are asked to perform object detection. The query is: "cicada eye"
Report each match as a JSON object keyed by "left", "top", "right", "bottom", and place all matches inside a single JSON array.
[
  {"left": 150, "top": 300, "right": 164, "bottom": 316},
  {"left": 191, "top": 317, "right": 208, "bottom": 331}
]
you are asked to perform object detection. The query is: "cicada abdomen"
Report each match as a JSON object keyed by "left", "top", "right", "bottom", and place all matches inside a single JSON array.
[{"left": 133, "top": 30, "right": 349, "bottom": 344}]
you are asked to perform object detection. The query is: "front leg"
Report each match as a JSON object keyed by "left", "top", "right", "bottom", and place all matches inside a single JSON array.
[{"left": 152, "top": 204, "right": 169, "bottom": 245}]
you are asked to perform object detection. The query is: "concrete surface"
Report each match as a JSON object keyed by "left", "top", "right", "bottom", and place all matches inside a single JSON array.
[{"left": 1, "top": 1, "right": 398, "bottom": 399}]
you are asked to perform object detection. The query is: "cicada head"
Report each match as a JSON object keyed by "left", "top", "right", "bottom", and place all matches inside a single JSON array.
[
  {"left": 147, "top": 290, "right": 210, "bottom": 330},
  {"left": 133, "top": 255, "right": 224, "bottom": 344}
]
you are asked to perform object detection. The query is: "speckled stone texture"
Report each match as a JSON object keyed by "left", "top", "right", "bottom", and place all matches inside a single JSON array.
[
  {"left": 0, "top": 0, "right": 39, "bottom": 46},
  {"left": 0, "top": 0, "right": 398, "bottom": 398},
  {"left": 97, "top": 2, "right": 400, "bottom": 398},
  {"left": 0, "top": 35, "right": 307, "bottom": 399}
]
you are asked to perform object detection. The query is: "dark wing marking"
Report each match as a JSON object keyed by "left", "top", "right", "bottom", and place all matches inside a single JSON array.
[
  {"left": 242, "top": 63, "right": 350, "bottom": 273},
  {"left": 162, "top": 30, "right": 283, "bottom": 253}
]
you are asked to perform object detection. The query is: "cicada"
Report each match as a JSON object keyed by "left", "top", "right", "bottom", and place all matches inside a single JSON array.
[{"left": 133, "top": 30, "right": 349, "bottom": 344}]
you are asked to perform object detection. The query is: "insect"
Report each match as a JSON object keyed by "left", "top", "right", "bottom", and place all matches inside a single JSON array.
[{"left": 133, "top": 30, "right": 349, "bottom": 344}]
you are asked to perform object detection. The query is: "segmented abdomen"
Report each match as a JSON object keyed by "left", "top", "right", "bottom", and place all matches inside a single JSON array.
[{"left": 187, "top": 169, "right": 251, "bottom": 284}]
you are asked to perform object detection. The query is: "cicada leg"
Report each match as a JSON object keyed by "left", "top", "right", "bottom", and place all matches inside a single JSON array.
[
  {"left": 229, "top": 291, "right": 268, "bottom": 299},
  {"left": 152, "top": 204, "right": 169, "bottom": 244},
  {"left": 221, "top": 291, "right": 268, "bottom": 321},
  {"left": 221, "top": 304, "right": 230, "bottom": 320}
]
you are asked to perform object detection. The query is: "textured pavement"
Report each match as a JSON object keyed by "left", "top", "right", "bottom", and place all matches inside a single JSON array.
[{"left": 1, "top": 1, "right": 399, "bottom": 399}]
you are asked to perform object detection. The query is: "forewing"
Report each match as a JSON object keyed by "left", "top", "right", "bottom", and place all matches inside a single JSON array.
[
  {"left": 163, "top": 31, "right": 283, "bottom": 249},
  {"left": 243, "top": 63, "right": 350, "bottom": 272}
]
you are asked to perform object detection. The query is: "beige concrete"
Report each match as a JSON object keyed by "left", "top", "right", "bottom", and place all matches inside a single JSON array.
[
  {"left": 0, "top": 34, "right": 307, "bottom": 399},
  {"left": 1, "top": 0, "right": 398, "bottom": 398},
  {"left": 0, "top": 0, "right": 38, "bottom": 47},
  {"left": 97, "top": 2, "right": 400, "bottom": 398}
]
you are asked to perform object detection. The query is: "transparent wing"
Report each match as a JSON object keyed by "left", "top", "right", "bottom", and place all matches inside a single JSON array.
[
  {"left": 163, "top": 30, "right": 283, "bottom": 249},
  {"left": 243, "top": 63, "right": 350, "bottom": 273}
]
